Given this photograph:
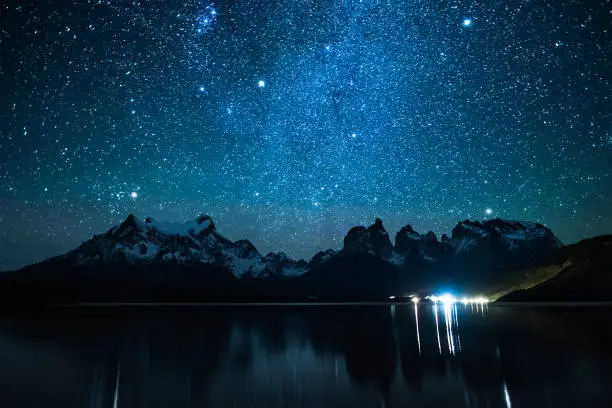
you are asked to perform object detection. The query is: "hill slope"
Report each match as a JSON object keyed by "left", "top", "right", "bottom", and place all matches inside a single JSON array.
[{"left": 499, "top": 235, "right": 612, "bottom": 301}]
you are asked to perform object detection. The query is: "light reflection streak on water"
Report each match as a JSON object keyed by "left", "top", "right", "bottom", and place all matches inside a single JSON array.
[
  {"left": 503, "top": 381, "right": 512, "bottom": 408},
  {"left": 433, "top": 300, "right": 486, "bottom": 355},
  {"left": 453, "top": 303, "right": 460, "bottom": 330},
  {"left": 113, "top": 363, "right": 121, "bottom": 408},
  {"left": 454, "top": 304, "right": 462, "bottom": 352},
  {"left": 414, "top": 303, "right": 421, "bottom": 354},
  {"left": 443, "top": 302, "right": 455, "bottom": 355},
  {"left": 433, "top": 304, "right": 442, "bottom": 354}
]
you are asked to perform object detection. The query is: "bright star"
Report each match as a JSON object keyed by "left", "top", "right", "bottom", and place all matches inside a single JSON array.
[
  {"left": 257, "top": 80, "right": 266, "bottom": 88},
  {"left": 199, "top": 86, "right": 205, "bottom": 92},
  {"left": 463, "top": 18, "right": 472, "bottom": 27},
  {"left": 485, "top": 208, "right": 493, "bottom": 215},
  {"left": 131, "top": 192, "right": 138, "bottom": 199},
  {"left": 350, "top": 132, "right": 357, "bottom": 138}
]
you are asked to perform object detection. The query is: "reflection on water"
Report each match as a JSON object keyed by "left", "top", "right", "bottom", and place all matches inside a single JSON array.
[
  {"left": 414, "top": 303, "right": 421, "bottom": 354},
  {"left": 0, "top": 304, "right": 611, "bottom": 408}
]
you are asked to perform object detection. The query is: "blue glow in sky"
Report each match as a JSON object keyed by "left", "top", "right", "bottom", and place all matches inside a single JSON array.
[{"left": 0, "top": 0, "right": 610, "bottom": 270}]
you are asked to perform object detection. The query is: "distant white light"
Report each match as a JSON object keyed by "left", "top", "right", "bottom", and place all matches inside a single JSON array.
[
  {"left": 439, "top": 294, "right": 457, "bottom": 304},
  {"left": 350, "top": 132, "right": 357, "bottom": 138},
  {"left": 463, "top": 18, "right": 472, "bottom": 27},
  {"left": 388, "top": 295, "right": 396, "bottom": 300},
  {"left": 257, "top": 80, "right": 266, "bottom": 88},
  {"left": 324, "top": 44, "right": 331, "bottom": 52},
  {"left": 199, "top": 86, "right": 205, "bottom": 92},
  {"left": 427, "top": 293, "right": 457, "bottom": 304},
  {"left": 411, "top": 296, "right": 420, "bottom": 304},
  {"left": 130, "top": 192, "right": 138, "bottom": 198},
  {"left": 485, "top": 208, "right": 493, "bottom": 215}
]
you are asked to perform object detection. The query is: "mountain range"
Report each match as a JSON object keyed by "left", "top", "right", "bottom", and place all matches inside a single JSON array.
[{"left": 0, "top": 213, "right": 609, "bottom": 305}]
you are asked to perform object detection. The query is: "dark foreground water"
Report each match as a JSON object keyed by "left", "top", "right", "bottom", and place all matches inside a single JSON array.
[{"left": 0, "top": 304, "right": 611, "bottom": 408}]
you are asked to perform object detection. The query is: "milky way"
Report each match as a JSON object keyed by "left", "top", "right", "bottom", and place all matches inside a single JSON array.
[{"left": 0, "top": 0, "right": 610, "bottom": 270}]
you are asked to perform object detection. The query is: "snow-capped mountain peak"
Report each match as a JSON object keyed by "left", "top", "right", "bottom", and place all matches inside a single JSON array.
[
  {"left": 49, "top": 214, "right": 308, "bottom": 278},
  {"left": 449, "top": 218, "right": 562, "bottom": 255},
  {"left": 110, "top": 214, "right": 216, "bottom": 240}
]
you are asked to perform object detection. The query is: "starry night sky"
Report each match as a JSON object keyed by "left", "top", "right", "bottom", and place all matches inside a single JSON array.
[{"left": 0, "top": 0, "right": 610, "bottom": 270}]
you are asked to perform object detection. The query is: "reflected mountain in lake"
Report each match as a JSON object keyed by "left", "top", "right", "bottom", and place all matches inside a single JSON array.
[{"left": 0, "top": 305, "right": 611, "bottom": 407}]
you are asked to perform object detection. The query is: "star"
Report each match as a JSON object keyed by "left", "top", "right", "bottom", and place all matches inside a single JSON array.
[
  {"left": 463, "top": 18, "right": 472, "bottom": 27},
  {"left": 485, "top": 208, "right": 493, "bottom": 215},
  {"left": 257, "top": 80, "right": 266, "bottom": 88},
  {"left": 131, "top": 192, "right": 138, "bottom": 199}
]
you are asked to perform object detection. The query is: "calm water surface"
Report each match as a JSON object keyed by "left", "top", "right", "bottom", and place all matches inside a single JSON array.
[{"left": 0, "top": 304, "right": 611, "bottom": 408}]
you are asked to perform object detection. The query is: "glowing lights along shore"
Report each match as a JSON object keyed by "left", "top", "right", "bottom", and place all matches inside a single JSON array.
[{"left": 389, "top": 294, "right": 490, "bottom": 305}]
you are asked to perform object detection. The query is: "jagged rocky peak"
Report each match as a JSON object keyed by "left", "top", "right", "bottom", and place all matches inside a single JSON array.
[
  {"left": 367, "top": 217, "right": 386, "bottom": 232},
  {"left": 396, "top": 224, "right": 419, "bottom": 238},
  {"left": 344, "top": 218, "right": 393, "bottom": 258},
  {"left": 234, "top": 239, "right": 260, "bottom": 258},
  {"left": 420, "top": 231, "right": 445, "bottom": 259},
  {"left": 193, "top": 214, "right": 216, "bottom": 236},
  {"left": 196, "top": 214, "right": 215, "bottom": 228},
  {"left": 124, "top": 213, "right": 141, "bottom": 225},
  {"left": 394, "top": 224, "right": 422, "bottom": 254},
  {"left": 261, "top": 252, "right": 309, "bottom": 277},
  {"left": 452, "top": 218, "right": 560, "bottom": 242},
  {"left": 449, "top": 218, "right": 562, "bottom": 255},
  {"left": 311, "top": 249, "right": 338, "bottom": 265},
  {"left": 423, "top": 231, "right": 438, "bottom": 243},
  {"left": 111, "top": 214, "right": 147, "bottom": 243},
  {"left": 116, "top": 213, "right": 218, "bottom": 239},
  {"left": 395, "top": 224, "right": 444, "bottom": 260},
  {"left": 451, "top": 219, "right": 491, "bottom": 240},
  {"left": 263, "top": 251, "right": 290, "bottom": 262}
]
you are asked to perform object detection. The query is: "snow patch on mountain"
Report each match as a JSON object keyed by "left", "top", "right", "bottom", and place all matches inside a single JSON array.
[
  {"left": 224, "top": 251, "right": 267, "bottom": 277},
  {"left": 386, "top": 252, "right": 405, "bottom": 266}
]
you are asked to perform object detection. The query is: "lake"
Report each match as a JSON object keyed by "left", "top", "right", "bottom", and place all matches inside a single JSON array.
[{"left": 0, "top": 304, "right": 610, "bottom": 407}]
